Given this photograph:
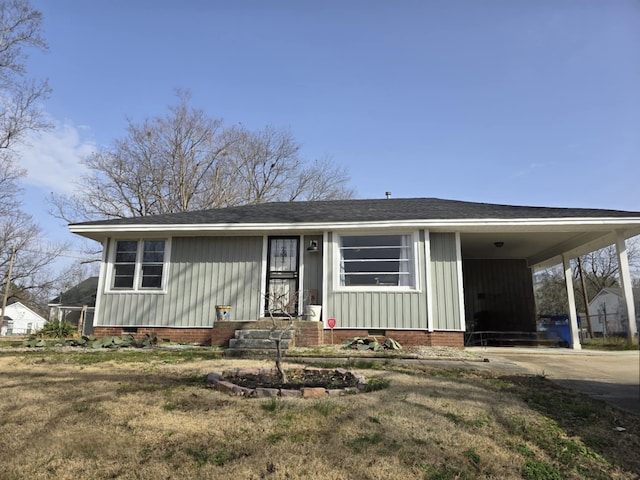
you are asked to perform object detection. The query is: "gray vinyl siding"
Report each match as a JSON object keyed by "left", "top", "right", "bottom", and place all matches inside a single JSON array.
[
  {"left": 325, "top": 231, "right": 428, "bottom": 329},
  {"left": 302, "top": 235, "right": 323, "bottom": 304},
  {"left": 98, "top": 236, "right": 263, "bottom": 326},
  {"left": 462, "top": 259, "right": 535, "bottom": 332},
  {"left": 430, "top": 232, "right": 462, "bottom": 330}
]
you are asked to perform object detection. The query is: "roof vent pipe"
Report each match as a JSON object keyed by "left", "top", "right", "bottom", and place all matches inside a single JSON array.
[{"left": 385, "top": 192, "right": 392, "bottom": 199}]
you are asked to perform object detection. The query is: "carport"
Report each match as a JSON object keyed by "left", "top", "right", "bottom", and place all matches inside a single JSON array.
[{"left": 454, "top": 217, "right": 640, "bottom": 349}]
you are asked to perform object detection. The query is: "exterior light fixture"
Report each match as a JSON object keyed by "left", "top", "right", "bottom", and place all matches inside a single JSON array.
[
  {"left": 307, "top": 240, "right": 319, "bottom": 252},
  {"left": 494, "top": 241, "right": 504, "bottom": 248}
]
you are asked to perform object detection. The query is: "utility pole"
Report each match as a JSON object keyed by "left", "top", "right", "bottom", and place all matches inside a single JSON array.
[{"left": 1, "top": 246, "right": 17, "bottom": 324}]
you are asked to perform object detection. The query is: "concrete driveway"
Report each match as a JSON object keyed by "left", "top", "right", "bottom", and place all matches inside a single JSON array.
[{"left": 468, "top": 347, "right": 640, "bottom": 414}]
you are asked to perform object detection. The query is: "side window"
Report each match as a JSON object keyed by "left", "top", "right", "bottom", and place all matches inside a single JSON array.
[
  {"left": 113, "top": 240, "right": 138, "bottom": 289},
  {"left": 111, "top": 239, "right": 168, "bottom": 291},
  {"left": 339, "top": 234, "right": 415, "bottom": 288},
  {"left": 141, "top": 240, "right": 165, "bottom": 288}
]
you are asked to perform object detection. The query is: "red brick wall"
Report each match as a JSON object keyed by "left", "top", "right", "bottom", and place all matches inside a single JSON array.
[
  {"left": 93, "top": 325, "right": 463, "bottom": 349},
  {"left": 428, "top": 331, "right": 465, "bottom": 348},
  {"left": 93, "top": 327, "right": 212, "bottom": 345},
  {"left": 295, "top": 321, "right": 324, "bottom": 347},
  {"left": 211, "top": 325, "right": 239, "bottom": 347}
]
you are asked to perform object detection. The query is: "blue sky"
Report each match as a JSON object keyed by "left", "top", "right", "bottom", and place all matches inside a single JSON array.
[{"left": 17, "top": 0, "right": 640, "bottom": 257}]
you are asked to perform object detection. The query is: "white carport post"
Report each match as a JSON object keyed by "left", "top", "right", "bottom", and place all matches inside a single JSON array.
[
  {"left": 562, "top": 254, "right": 582, "bottom": 350},
  {"left": 616, "top": 233, "right": 638, "bottom": 339}
]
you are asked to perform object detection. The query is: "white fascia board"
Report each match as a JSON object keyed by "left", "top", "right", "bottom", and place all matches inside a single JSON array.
[
  {"left": 530, "top": 226, "right": 640, "bottom": 270},
  {"left": 69, "top": 216, "right": 640, "bottom": 239}
]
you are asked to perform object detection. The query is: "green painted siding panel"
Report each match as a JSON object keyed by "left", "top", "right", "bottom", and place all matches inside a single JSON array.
[
  {"left": 98, "top": 236, "right": 263, "bottom": 327},
  {"left": 325, "top": 231, "right": 428, "bottom": 329},
  {"left": 430, "top": 233, "right": 462, "bottom": 330}
]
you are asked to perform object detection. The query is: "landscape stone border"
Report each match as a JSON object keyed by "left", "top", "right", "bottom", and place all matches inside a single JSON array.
[{"left": 207, "top": 367, "right": 368, "bottom": 398}]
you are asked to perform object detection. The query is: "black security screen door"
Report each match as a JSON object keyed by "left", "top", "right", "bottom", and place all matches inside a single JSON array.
[{"left": 265, "top": 237, "right": 300, "bottom": 316}]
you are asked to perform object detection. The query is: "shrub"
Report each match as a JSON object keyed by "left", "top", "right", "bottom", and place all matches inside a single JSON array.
[{"left": 38, "top": 320, "right": 75, "bottom": 339}]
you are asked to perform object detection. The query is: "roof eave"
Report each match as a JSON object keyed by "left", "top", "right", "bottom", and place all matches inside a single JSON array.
[{"left": 69, "top": 217, "right": 640, "bottom": 242}]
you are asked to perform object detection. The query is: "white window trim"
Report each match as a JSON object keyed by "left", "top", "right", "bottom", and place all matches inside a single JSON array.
[
  {"left": 105, "top": 238, "right": 171, "bottom": 294},
  {"left": 333, "top": 231, "right": 420, "bottom": 292}
]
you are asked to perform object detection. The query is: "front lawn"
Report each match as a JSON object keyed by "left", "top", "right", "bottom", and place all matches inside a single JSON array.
[{"left": 0, "top": 349, "right": 637, "bottom": 479}]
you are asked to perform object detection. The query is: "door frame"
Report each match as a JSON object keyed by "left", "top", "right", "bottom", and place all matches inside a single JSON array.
[{"left": 264, "top": 236, "right": 301, "bottom": 316}]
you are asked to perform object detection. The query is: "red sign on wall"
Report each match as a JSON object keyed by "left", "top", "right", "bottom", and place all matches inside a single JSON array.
[{"left": 327, "top": 318, "right": 336, "bottom": 329}]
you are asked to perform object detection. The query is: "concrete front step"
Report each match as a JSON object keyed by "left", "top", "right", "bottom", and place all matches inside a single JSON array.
[
  {"left": 229, "top": 338, "right": 290, "bottom": 349},
  {"left": 234, "top": 329, "right": 293, "bottom": 340}
]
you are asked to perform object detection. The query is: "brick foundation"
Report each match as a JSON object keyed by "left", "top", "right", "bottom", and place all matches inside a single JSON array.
[
  {"left": 93, "top": 327, "right": 212, "bottom": 345},
  {"left": 93, "top": 324, "right": 463, "bottom": 349},
  {"left": 295, "top": 321, "right": 324, "bottom": 347},
  {"left": 325, "top": 329, "right": 464, "bottom": 348}
]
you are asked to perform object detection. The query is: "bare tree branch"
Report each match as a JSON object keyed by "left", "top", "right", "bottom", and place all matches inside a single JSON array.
[
  {"left": 0, "top": 1, "right": 66, "bottom": 312},
  {"left": 51, "top": 91, "right": 355, "bottom": 222},
  {"left": 0, "top": 0, "right": 50, "bottom": 150}
]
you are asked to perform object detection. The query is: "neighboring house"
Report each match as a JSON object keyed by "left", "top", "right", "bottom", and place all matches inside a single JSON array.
[
  {"left": 48, "top": 277, "right": 99, "bottom": 336},
  {"left": 1, "top": 302, "right": 47, "bottom": 336},
  {"left": 68, "top": 198, "right": 640, "bottom": 348},
  {"left": 588, "top": 287, "right": 640, "bottom": 336}
]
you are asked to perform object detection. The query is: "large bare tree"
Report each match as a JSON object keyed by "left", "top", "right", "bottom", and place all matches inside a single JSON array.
[
  {"left": 0, "top": 148, "right": 71, "bottom": 312},
  {"left": 228, "top": 125, "right": 354, "bottom": 204},
  {"left": 52, "top": 91, "right": 354, "bottom": 222},
  {"left": 53, "top": 91, "right": 240, "bottom": 220},
  {"left": 0, "top": 1, "right": 70, "bottom": 313},
  {"left": 0, "top": 0, "right": 51, "bottom": 149}
]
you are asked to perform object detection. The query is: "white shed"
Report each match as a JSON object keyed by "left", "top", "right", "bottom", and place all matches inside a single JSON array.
[{"left": 1, "top": 302, "right": 47, "bottom": 336}]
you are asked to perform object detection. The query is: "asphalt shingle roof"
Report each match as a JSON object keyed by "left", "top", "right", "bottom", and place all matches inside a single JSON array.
[
  {"left": 49, "top": 277, "right": 99, "bottom": 306},
  {"left": 70, "top": 198, "right": 640, "bottom": 227}
]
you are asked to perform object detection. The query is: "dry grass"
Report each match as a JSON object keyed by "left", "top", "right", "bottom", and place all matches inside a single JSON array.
[{"left": 0, "top": 349, "right": 638, "bottom": 479}]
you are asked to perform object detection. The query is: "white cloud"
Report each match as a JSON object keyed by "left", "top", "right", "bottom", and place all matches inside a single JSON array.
[
  {"left": 16, "top": 120, "right": 97, "bottom": 195},
  {"left": 512, "top": 162, "right": 550, "bottom": 178}
]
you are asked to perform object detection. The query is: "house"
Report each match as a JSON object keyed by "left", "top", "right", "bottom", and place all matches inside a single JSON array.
[
  {"left": 68, "top": 198, "right": 640, "bottom": 349},
  {"left": 48, "top": 277, "right": 99, "bottom": 336},
  {"left": 1, "top": 302, "right": 47, "bottom": 336},
  {"left": 588, "top": 287, "right": 640, "bottom": 336}
]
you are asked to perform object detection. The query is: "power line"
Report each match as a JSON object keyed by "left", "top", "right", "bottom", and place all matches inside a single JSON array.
[{"left": 3, "top": 248, "right": 99, "bottom": 261}]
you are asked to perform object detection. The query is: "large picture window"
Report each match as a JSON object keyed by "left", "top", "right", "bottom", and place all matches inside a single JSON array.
[
  {"left": 339, "top": 234, "right": 415, "bottom": 288},
  {"left": 112, "top": 239, "right": 168, "bottom": 291}
]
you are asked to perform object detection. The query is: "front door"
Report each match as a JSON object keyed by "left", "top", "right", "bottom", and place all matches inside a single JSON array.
[{"left": 265, "top": 236, "right": 300, "bottom": 316}]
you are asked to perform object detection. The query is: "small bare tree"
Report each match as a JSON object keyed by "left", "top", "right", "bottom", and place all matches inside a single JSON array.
[{"left": 264, "top": 290, "right": 305, "bottom": 384}]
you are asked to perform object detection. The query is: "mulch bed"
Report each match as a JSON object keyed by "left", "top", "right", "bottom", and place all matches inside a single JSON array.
[
  {"left": 229, "top": 368, "right": 359, "bottom": 390},
  {"left": 209, "top": 367, "right": 368, "bottom": 397}
]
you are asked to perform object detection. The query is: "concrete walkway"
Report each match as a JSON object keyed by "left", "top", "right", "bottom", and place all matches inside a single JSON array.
[{"left": 468, "top": 347, "right": 640, "bottom": 414}]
